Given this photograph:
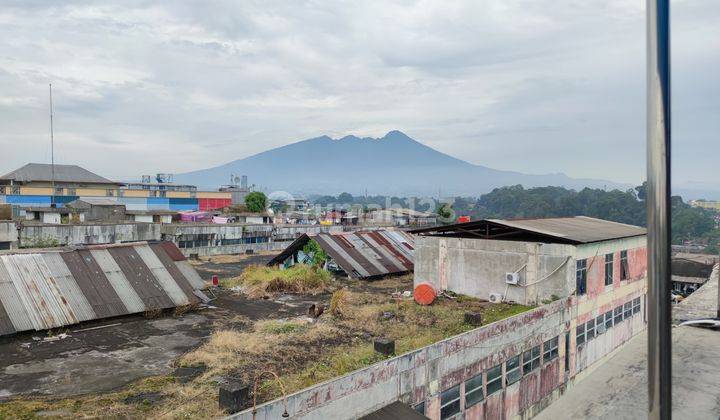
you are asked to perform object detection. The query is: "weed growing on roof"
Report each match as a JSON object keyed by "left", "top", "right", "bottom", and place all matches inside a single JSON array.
[
  {"left": 257, "top": 319, "right": 309, "bottom": 334},
  {"left": 223, "top": 264, "right": 332, "bottom": 298},
  {"left": 329, "top": 289, "right": 351, "bottom": 316}
]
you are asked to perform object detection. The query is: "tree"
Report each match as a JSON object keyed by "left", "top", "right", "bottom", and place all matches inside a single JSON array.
[
  {"left": 337, "top": 192, "right": 354, "bottom": 204},
  {"left": 245, "top": 191, "right": 268, "bottom": 213},
  {"left": 302, "top": 240, "right": 328, "bottom": 267}
]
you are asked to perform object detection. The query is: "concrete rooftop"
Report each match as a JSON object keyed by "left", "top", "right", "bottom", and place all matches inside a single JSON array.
[{"left": 536, "top": 264, "right": 720, "bottom": 420}]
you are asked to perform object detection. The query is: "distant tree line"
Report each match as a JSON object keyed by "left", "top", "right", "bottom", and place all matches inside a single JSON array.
[{"left": 311, "top": 184, "right": 720, "bottom": 252}]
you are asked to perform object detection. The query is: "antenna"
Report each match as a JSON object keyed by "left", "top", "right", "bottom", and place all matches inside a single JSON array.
[{"left": 49, "top": 83, "right": 56, "bottom": 207}]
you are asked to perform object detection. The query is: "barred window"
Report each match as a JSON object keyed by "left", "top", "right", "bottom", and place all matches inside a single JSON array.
[
  {"left": 486, "top": 364, "right": 503, "bottom": 396},
  {"left": 543, "top": 337, "right": 559, "bottom": 363},
  {"left": 440, "top": 385, "right": 460, "bottom": 420},
  {"left": 522, "top": 345, "right": 541, "bottom": 375},
  {"left": 505, "top": 355, "right": 521, "bottom": 386},
  {"left": 464, "top": 373, "right": 484, "bottom": 408}
]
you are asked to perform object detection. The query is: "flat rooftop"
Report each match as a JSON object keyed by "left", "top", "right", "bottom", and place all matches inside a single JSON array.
[{"left": 536, "top": 264, "right": 720, "bottom": 419}]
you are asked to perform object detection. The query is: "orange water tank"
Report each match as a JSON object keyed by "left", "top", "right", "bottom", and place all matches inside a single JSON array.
[{"left": 414, "top": 282, "right": 437, "bottom": 305}]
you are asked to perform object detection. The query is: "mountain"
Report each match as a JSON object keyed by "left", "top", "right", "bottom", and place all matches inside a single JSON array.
[{"left": 175, "top": 130, "right": 628, "bottom": 196}]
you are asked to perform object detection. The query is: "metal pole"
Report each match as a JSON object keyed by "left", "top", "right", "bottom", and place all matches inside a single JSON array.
[
  {"left": 49, "top": 83, "right": 56, "bottom": 208},
  {"left": 646, "top": 0, "right": 671, "bottom": 419}
]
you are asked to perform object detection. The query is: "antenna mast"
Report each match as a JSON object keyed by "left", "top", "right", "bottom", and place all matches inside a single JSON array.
[{"left": 49, "top": 83, "right": 56, "bottom": 207}]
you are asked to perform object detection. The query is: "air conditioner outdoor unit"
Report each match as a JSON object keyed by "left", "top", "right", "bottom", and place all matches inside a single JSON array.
[
  {"left": 505, "top": 272, "right": 520, "bottom": 285},
  {"left": 489, "top": 293, "right": 504, "bottom": 303}
]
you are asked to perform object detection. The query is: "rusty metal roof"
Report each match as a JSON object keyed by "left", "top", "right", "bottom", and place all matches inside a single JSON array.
[
  {"left": 0, "top": 241, "right": 203, "bottom": 336},
  {"left": 268, "top": 229, "right": 414, "bottom": 279},
  {"left": 411, "top": 216, "right": 646, "bottom": 245}
]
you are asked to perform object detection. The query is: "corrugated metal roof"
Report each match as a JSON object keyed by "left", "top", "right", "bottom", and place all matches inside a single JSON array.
[
  {"left": 268, "top": 230, "right": 415, "bottom": 279},
  {"left": 411, "top": 216, "right": 646, "bottom": 245},
  {"left": 0, "top": 241, "right": 203, "bottom": 337},
  {"left": 175, "top": 261, "right": 206, "bottom": 289},
  {"left": 0, "top": 163, "right": 119, "bottom": 185},
  {"left": 359, "top": 401, "right": 427, "bottom": 420}
]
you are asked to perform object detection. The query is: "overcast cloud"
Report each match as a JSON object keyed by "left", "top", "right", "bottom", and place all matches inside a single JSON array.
[{"left": 1, "top": 0, "right": 718, "bottom": 191}]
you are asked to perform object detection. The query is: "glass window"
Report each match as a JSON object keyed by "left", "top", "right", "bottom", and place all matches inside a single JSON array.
[
  {"left": 523, "top": 346, "right": 540, "bottom": 375},
  {"left": 440, "top": 385, "right": 460, "bottom": 420},
  {"left": 576, "top": 259, "right": 587, "bottom": 295},
  {"left": 633, "top": 297, "right": 641, "bottom": 314},
  {"left": 54, "top": 187, "right": 64, "bottom": 195},
  {"left": 586, "top": 319, "right": 596, "bottom": 340},
  {"left": 576, "top": 324, "right": 585, "bottom": 346},
  {"left": 595, "top": 315, "right": 605, "bottom": 334},
  {"left": 620, "top": 250, "right": 629, "bottom": 280},
  {"left": 413, "top": 401, "right": 425, "bottom": 415},
  {"left": 604, "top": 253, "right": 614, "bottom": 286},
  {"left": 614, "top": 306, "right": 623, "bottom": 324},
  {"left": 506, "top": 355, "right": 521, "bottom": 386},
  {"left": 465, "top": 373, "right": 484, "bottom": 407},
  {"left": 624, "top": 302, "right": 632, "bottom": 318},
  {"left": 0, "top": 186, "right": 5, "bottom": 195},
  {"left": 543, "top": 337, "right": 559, "bottom": 363},
  {"left": 605, "top": 311, "right": 614, "bottom": 329},
  {"left": 486, "top": 364, "right": 502, "bottom": 395},
  {"left": 11, "top": 186, "right": 20, "bottom": 195}
]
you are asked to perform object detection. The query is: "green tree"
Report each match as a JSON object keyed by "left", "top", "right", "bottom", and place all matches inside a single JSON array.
[
  {"left": 337, "top": 192, "right": 354, "bottom": 204},
  {"left": 302, "top": 240, "right": 328, "bottom": 267},
  {"left": 245, "top": 191, "right": 268, "bottom": 213}
]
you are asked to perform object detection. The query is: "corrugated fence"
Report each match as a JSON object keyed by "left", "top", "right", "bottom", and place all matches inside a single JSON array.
[{"left": 0, "top": 241, "right": 206, "bottom": 336}]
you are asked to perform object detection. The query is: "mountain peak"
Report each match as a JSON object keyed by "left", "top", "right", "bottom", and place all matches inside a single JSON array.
[{"left": 382, "top": 130, "right": 413, "bottom": 141}]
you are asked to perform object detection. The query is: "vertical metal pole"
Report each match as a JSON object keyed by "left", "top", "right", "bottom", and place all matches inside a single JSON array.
[
  {"left": 49, "top": 83, "right": 56, "bottom": 207},
  {"left": 646, "top": 0, "right": 672, "bottom": 419}
]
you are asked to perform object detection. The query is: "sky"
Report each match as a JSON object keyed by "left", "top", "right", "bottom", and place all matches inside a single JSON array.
[{"left": 0, "top": 0, "right": 718, "bottom": 192}]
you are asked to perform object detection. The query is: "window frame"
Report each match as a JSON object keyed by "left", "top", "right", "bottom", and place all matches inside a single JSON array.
[
  {"left": 576, "top": 324, "right": 586, "bottom": 347},
  {"left": 605, "top": 311, "right": 614, "bottom": 329},
  {"left": 595, "top": 314, "right": 605, "bottom": 335},
  {"left": 486, "top": 364, "right": 503, "bottom": 396},
  {"left": 464, "top": 372, "right": 484, "bottom": 408},
  {"left": 543, "top": 336, "right": 559, "bottom": 363},
  {"left": 576, "top": 259, "right": 588, "bottom": 295},
  {"left": 522, "top": 345, "right": 541, "bottom": 376},
  {"left": 604, "top": 253, "right": 614, "bottom": 286},
  {"left": 620, "top": 250, "right": 629, "bottom": 281},
  {"left": 624, "top": 301, "right": 632, "bottom": 319},
  {"left": 586, "top": 318, "right": 596, "bottom": 341},
  {"left": 614, "top": 305, "right": 623, "bottom": 324},
  {"left": 11, "top": 186, "right": 20, "bottom": 195},
  {"left": 440, "top": 384, "right": 461, "bottom": 420},
  {"left": 632, "top": 297, "right": 641, "bottom": 315},
  {"left": 505, "top": 355, "right": 521, "bottom": 386}
]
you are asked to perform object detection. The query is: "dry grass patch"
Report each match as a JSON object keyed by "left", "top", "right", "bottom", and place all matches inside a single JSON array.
[
  {"left": 180, "top": 329, "right": 275, "bottom": 376},
  {"left": 223, "top": 264, "right": 332, "bottom": 298}
]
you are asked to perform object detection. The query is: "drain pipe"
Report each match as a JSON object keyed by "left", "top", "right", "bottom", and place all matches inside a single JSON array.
[{"left": 646, "top": 0, "right": 672, "bottom": 419}]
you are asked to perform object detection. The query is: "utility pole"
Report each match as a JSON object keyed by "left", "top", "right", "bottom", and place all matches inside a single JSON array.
[
  {"left": 646, "top": 0, "right": 672, "bottom": 418},
  {"left": 49, "top": 83, "right": 56, "bottom": 208}
]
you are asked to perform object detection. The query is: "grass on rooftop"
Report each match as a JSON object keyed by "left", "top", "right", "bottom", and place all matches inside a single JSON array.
[{"left": 222, "top": 264, "right": 332, "bottom": 298}]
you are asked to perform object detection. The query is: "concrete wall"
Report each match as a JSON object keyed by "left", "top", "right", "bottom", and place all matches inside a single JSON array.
[
  {"left": 414, "top": 236, "right": 575, "bottom": 305},
  {"left": 19, "top": 223, "right": 161, "bottom": 247},
  {"left": 0, "top": 221, "right": 18, "bottom": 249},
  {"left": 41, "top": 212, "right": 62, "bottom": 224}
]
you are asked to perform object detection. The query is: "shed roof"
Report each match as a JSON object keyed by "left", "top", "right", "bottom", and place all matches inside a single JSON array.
[
  {"left": 68, "top": 197, "right": 125, "bottom": 207},
  {"left": 0, "top": 241, "right": 205, "bottom": 337},
  {"left": 268, "top": 229, "right": 414, "bottom": 279},
  {"left": 359, "top": 401, "right": 427, "bottom": 420},
  {"left": 411, "top": 216, "right": 646, "bottom": 245},
  {"left": 1, "top": 163, "right": 120, "bottom": 185}
]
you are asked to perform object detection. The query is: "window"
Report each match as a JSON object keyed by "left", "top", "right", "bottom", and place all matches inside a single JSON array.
[
  {"left": 505, "top": 355, "right": 521, "bottom": 386},
  {"left": 614, "top": 306, "right": 623, "bottom": 324},
  {"left": 464, "top": 373, "right": 484, "bottom": 407},
  {"left": 604, "top": 253, "right": 614, "bottom": 286},
  {"left": 11, "top": 186, "right": 20, "bottom": 195},
  {"left": 633, "top": 297, "right": 641, "bottom": 315},
  {"left": 543, "top": 337, "right": 559, "bottom": 363},
  {"left": 620, "top": 250, "right": 629, "bottom": 280},
  {"left": 106, "top": 189, "right": 115, "bottom": 197},
  {"left": 523, "top": 346, "right": 540, "bottom": 375},
  {"left": 605, "top": 311, "right": 614, "bottom": 329},
  {"left": 54, "top": 187, "right": 63, "bottom": 195},
  {"left": 624, "top": 302, "right": 632, "bottom": 319},
  {"left": 440, "top": 385, "right": 460, "bottom": 420},
  {"left": 595, "top": 315, "right": 605, "bottom": 335},
  {"left": 67, "top": 188, "right": 76, "bottom": 196},
  {"left": 586, "top": 318, "right": 596, "bottom": 340},
  {"left": 576, "top": 259, "right": 587, "bottom": 295},
  {"left": 413, "top": 402, "right": 425, "bottom": 415},
  {"left": 486, "top": 364, "right": 502, "bottom": 395},
  {"left": 576, "top": 324, "right": 585, "bottom": 346}
]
